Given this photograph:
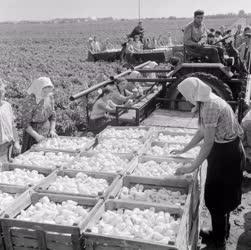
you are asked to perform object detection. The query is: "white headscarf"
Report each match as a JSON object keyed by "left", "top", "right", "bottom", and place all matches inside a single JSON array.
[
  {"left": 128, "top": 70, "right": 141, "bottom": 79},
  {"left": 177, "top": 77, "right": 217, "bottom": 105},
  {"left": 147, "top": 61, "right": 158, "bottom": 69},
  {"left": 27, "top": 77, "right": 54, "bottom": 104}
]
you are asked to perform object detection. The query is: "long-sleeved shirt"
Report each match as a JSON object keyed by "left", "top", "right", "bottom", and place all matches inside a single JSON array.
[{"left": 183, "top": 21, "right": 207, "bottom": 46}]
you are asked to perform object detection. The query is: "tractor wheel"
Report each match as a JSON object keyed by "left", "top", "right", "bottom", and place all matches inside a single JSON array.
[{"left": 166, "top": 72, "right": 233, "bottom": 111}]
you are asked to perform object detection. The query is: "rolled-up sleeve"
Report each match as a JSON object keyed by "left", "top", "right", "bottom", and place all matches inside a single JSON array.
[{"left": 202, "top": 105, "right": 220, "bottom": 128}]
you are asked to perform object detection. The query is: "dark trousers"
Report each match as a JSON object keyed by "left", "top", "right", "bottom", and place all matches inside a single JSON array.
[
  {"left": 210, "top": 210, "right": 230, "bottom": 242},
  {"left": 186, "top": 45, "right": 221, "bottom": 63}
]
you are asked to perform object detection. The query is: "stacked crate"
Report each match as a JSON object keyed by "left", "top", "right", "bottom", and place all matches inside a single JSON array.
[{"left": 0, "top": 126, "right": 202, "bottom": 250}]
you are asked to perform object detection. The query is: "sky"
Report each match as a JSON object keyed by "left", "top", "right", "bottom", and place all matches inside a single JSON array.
[{"left": 0, "top": 0, "right": 251, "bottom": 22}]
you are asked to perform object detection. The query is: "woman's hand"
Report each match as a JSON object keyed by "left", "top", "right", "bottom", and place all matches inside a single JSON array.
[
  {"left": 170, "top": 148, "right": 185, "bottom": 155},
  {"left": 13, "top": 141, "right": 21, "bottom": 155},
  {"left": 49, "top": 130, "right": 58, "bottom": 138},
  {"left": 175, "top": 165, "right": 195, "bottom": 175},
  {"left": 35, "top": 134, "right": 45, "bottom": 143}
]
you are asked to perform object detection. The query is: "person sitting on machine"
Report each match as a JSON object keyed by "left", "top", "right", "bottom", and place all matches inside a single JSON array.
[
  {"left": 105, "top": 80, "right": 134, "bottom": 106},
  {"left": 238, "top": 32, "right": 251, "bottom": 72},
  {"left": 235, "top": 26, "right": 251, "bottom": 49},
  {"left": 129, "top": 21, "right": 144, "bottom": 42},
  {"left": 133, "top": 35, "right": 143, "bottom": 52},
  {"left": 89, "top": 88, "right": 117, "bottom": 135},
  {"left": 207, "top": 33, "right": 215, "bottom": 45},
  {"left": 183, "top": 10, "right": 222, "bottom": 63}
]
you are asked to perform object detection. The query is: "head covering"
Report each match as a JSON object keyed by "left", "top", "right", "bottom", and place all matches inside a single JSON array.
[
  {"left": 27, "top": 77, "right": 54, "bottom": 104},
  {"left": 177, "top": 77, "right": 217, "bottom": 105},
  {"left": 88, "top": 37, "right": 93, "bottom": 42},
  {"left": 148, "top": 61, "right": 158, "bottom": 69},
  {"left": 128, "top": 71, "right": 141, "bottom": 79}
]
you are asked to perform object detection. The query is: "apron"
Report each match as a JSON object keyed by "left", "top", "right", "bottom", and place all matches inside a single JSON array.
[{"left": 204, "top": 137, "right": 245, "bottom": 214}]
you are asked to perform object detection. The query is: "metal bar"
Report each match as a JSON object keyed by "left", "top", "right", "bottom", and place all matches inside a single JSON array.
[
  {"left": 70, "top": 61, "right": 151, "bottom": 100},
  {"left": 137, "top": 69, "right": 172, "bottom": 73},
  {"left": 127, "top": 78, "right": 176, "bottom": 83},
  {"left": 156, "top": 97, "right": 238, "bottom": 104}
]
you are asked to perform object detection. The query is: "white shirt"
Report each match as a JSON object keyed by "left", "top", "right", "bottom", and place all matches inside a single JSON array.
[{"left": 0, "top": 101, "right": 15, "bottom": 144}]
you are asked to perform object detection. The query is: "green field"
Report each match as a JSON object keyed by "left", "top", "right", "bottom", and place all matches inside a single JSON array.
[{"left": 0, "top": 17, "right": 249, "bottom": 135}]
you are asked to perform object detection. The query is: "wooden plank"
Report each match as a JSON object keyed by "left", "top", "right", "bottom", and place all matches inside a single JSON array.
[
  {"left": 6, "top": 163, "right": 54, "bottom": 175},
  {"left": 13, "top": 247, "right": 38, "bottom": 250},
  {"left": 84, "top": 234, "right": 178, "bottom": 250},
  {"left": 31, "top": 191, "right": 99, "bottom": 206},
  {"left": 0, "top": 185, "right": 27, "bottom": 194},
  {"left": 1, "top": 219, "right": 79, "bottom": 235},
  {"left": 11, "top": 237, "right": 38, "bottom": 248},
  {"left": 105, "top": 200, "right": 183, "bottom": 216},
  {"left": 47, "top": 242, "right": 73, "bottom": 250},
  {"left": 4, "top": 190, "right": 33, "bottom": 218}
]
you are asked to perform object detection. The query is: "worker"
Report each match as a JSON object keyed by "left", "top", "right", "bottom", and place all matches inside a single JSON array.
[
  {"left": 238, "top": 32, "right": 251, "bottom": 73},
  {"left": 21, "top": 77, "right": 57, "bottom": 153},
  {"left": 172, "top": 77, "right": 244, "bottom": 248},
  {"left": 207, "top": 33, "right": 215, "bottom": 45},
  {"left": 241, "top": 105, "right": 251, "bottom": 172},
  {"left": 89, "top": 88, "right": 117, "bottom": 135},
  {"left": 183, "top": 10, "right": 221, "bottom": 63},
  {"left": 105, "top": 80, "right": 134, "bottom": 105},
  {"left": 214, "top": 30, "right": 223, "bottom": 46},
  {"left": 0, "top": 79, "right": 21, "bottom": 167},
  {"left": 235, "top": 26, "right": 251, "bottom": 49},
  {"left": 129, "top": 21, "right": 144, "bottom": 42},
  {"left": 124, "top": 71, "right": 143, "bottom": 96},
  {"left": 93, "top": 36, "right": 101, "bottom": 52},
  {"left": 133, "top": 35, "right": 143, "bottom": 52},
  {"left": 88, "top": 37, "right": 95, "bottom": 53}
]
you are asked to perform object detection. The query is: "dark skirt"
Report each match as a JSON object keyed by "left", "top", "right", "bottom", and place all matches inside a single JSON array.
[
  {"left": 21, "top": 120, "right": 51, "bottom": 153},
  {"left": 204, "top": 137, "right": 245, "bottom": 214},
  {"left": 21, "top": 131, "right": 37, "bottom": 153},
  {"left": 88, "top": 117, "right": 110, "bottom": 135}
]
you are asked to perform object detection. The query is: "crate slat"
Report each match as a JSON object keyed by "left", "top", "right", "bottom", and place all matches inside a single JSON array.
[
  {"left": 83, "top": 200, "right": 184, "bottom": 250},
  {"left": 35, "top": 170, "right": 120, "bottom": 199}
]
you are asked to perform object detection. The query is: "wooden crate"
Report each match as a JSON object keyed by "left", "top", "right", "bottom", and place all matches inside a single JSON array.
[
  {"left": 35, "top": 170, "right": 120, "bottom": 199},
  {"left": 0, "top": 185, "right": 27, "bottom": 216},
  {"left": 152, "top": 130, "right": 194, "bottom": 144},
  {"left": 63, "top": 151, "right": 138, "bottom": 176},
  {"left": 33, "top": 136, "right": 95, "bottom": 154},
  {"left": 83, "top": 199, "right": 189, "bottom": 250},
  {"left": 90, "top": 136, "right": 147, "bottom": 157},
  {"left": 0, "top": 164, "right": 53, "bottom": 189},
  {"left": 153, "top": 126, "right": 197, "bottom": 135},
  {"left": 98, "top": 125, "right": 153, "bottom": 141},
  {"left": 1, "top": 192, "right": 103, "bottom": 250},
  {"left": 129, "top": 156, "right": 194, "bottom": 181},
  {"left": 8, "top": 149, "right": 76, "bottom": 173},
  {"left": 0, "top": 186, "right": 29, "bottom": 250},
  {"left": 108, "top": 175, "right": 190, "bottom": 211},
  {"left": 144, "top": 141, "right": 200, "bottom": 159}
]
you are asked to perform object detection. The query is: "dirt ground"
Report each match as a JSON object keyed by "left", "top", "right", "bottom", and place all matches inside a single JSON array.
[{"left": 200, "top": 171, "right": 251, "bottom": 250}]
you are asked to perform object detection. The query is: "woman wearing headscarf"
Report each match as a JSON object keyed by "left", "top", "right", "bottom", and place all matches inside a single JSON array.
[
  {"left": 21, "top": 77, "right": 57, "bottom": 153},
  {"left": 0, "top": 79, "right": 21, "bottom": 166},
  {"left": 125, "top": 71, "right": 143, "bottom": 96},
  {"left": 172, "top": 77, "right": 244, "bottom": 248}
]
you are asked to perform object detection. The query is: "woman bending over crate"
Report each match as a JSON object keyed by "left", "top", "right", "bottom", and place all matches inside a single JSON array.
[
  {"left": 0, "top": 79, "right": 21, "bottom": 166},
  {"left": 172, "top": 77, "right": 244, "bottom": 249},
  {"left": 21, "top": 77, "right": 57, "bottom": 153}
]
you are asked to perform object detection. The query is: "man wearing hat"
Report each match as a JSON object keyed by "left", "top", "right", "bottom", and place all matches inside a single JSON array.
[
  {"left": 183, "top": 10, "right": 222, "bottom": 63},
  {"left": 129, "top": 21, "right": 144, "bottom": 42}
]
